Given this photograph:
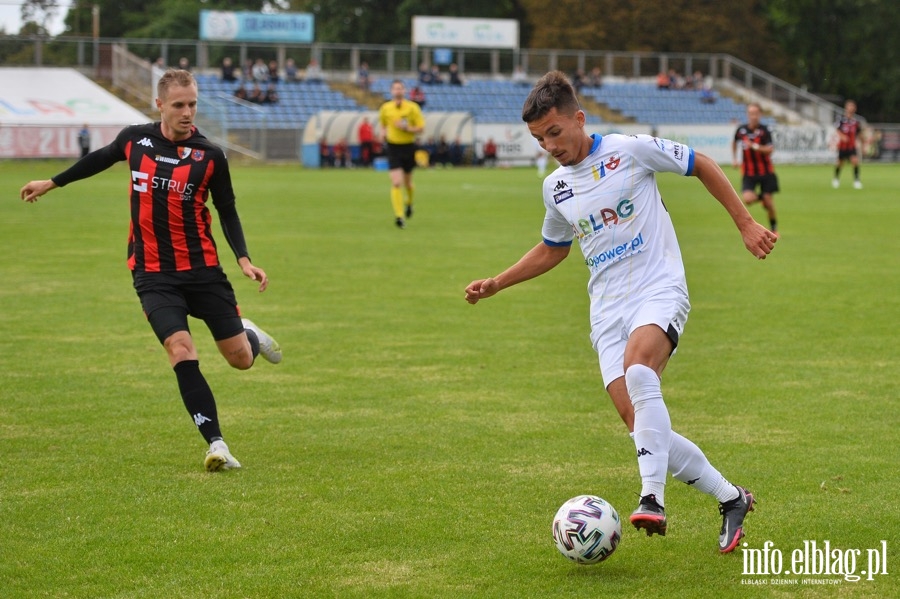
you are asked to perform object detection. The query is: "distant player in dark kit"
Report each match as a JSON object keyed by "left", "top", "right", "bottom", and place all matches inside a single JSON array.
[
  {"left": 833, "top": 99, "right": 863, "bottom": 189},
  {"left": 20, "top": 69, "right": 282, "bottom": 472},
  {"left": 732, "top": 103, "right": 779, "bottom": 236}
]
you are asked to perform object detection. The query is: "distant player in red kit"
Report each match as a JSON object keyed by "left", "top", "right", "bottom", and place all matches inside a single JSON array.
[
  {"left": 20, "top": 69, "right": 282, "bottom": 472},
  {"left": 732, "top": 103, "right": 779, "bottom": 236},
  {"left": 833, "top": 99, "right": 863, "bottom": 189}
]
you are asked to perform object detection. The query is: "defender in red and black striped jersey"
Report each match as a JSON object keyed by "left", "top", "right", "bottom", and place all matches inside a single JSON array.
[
  {"left": 20, "top": 69, "right": 282, "bottom": 472},
  {"left": 732, "top": 103, "right": 779, "bottom": 235},
  {"left": 833, "top": 99, "right": 863, "bottom": 189},
  {"left": 53, "top": 121, "right": 245, "bottom": 273}
]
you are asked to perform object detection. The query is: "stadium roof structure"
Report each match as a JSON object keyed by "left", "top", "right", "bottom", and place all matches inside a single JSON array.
[{"left": 0, "top": 67, "right": 148, "bottom": 127}]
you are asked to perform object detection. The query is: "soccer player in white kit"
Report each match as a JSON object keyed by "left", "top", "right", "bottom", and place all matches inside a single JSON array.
[{"left": 465, "top": 71, "right": 778, "bottom": 553}]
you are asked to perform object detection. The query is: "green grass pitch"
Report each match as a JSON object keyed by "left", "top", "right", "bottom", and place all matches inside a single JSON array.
[{"left": 1, "top": 159, "right": 897, "bottom": 598}]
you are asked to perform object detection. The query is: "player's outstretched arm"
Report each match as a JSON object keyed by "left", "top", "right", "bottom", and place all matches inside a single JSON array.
[
  {"left": 691, "top": 152, "right": 777, "bottom": 260},
  {"left": 465, "top": 242, "right": 570, "bottom": 304},
  {"left": 20, "top": 180, "right": 58, "bottom": 203}
]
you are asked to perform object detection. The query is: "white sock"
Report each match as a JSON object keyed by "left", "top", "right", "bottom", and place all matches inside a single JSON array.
[
  {"left": 627, "top": 364, "right": 671, "bottom": 506},
  {"left": 668, "top": 431, "right": 739, "bottom": 503}
]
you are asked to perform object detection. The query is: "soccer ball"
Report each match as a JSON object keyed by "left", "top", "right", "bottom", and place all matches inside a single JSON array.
[{"left": 552, "top": 495, "right": 622, "bottom": 564}]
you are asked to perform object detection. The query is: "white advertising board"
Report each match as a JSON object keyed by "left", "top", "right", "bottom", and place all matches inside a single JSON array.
[{"left": 412, "top": 17, "right": 519, "bottom": 49}]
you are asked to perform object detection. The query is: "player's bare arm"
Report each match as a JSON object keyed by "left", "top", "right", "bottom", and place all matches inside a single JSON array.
[
  {"left": 465, "top": 242, "right": 570, "bottom": 304},
  {"left": 691, "top": 152, "right": 777, "bottom": 259},
  {"left": 20, "top": 179, "right": 58, "bottom": 203},
  {"left": 238, "top": 256, "right": 269, "bottom": 292}
]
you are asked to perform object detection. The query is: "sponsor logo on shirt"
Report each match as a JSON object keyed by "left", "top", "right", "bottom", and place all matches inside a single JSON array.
[
  {"left": 554, "top": 180, "right": 568, "bottom": 191},
  {"left": 155, "top": 154, "right": 181, "bottom": 165},
  {"left": 584, "top": 232, "right": 645, "bottom": 269},
  {"left": 554, "top": 189, "right": 574, "bottom": 204},
  {"left": 573, "top": 198, "right": 635, "bottom": 239},
  {"left": 137, "top": 137, "right": 153, "bottom": 148}
]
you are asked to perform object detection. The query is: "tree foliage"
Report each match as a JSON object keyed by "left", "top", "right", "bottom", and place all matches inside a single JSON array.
[{"left": 766, "top": 0, "right": 900, "bottom": 122}]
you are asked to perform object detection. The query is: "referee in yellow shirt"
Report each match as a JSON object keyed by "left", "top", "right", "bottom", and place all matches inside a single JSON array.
[{"left": 378, "top": 80, "right": 425, "bottom": 228}]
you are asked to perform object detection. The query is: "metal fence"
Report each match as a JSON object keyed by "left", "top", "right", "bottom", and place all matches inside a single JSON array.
[
  {"left": 2, "top": 34, "right": 847, "bottom": 126},
  {"left": 7, "top": 34, "right": 899, "bottom": 162}
]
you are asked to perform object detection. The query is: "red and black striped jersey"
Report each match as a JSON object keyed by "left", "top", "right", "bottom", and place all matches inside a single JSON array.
[
  {"left": 836, "top": 116, "right": 860, "bottom": 152},
  {"left": 734, "top": 123, "right": 775, "bottom": 177},
  {"left": 52, "top": 123, "right": 249, "bottom": 273}
]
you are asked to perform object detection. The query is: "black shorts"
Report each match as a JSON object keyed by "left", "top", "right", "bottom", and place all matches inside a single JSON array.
[
  {"left": 132, "top": 266, "right": 244, "bottom": 344},
  {"left": 742, "top": 173, "right": 779, "bottom": 195},
  {"left": 386, "top": 143, "right": 417, "bottom": 173},
  {"left": 838, "top": 148, "right": 858, "bottom": 160}
]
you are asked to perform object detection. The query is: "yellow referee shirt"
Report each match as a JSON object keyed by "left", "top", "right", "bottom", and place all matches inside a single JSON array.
[{"left": 379, "top": 99, "right": 424, "bottom": 145}]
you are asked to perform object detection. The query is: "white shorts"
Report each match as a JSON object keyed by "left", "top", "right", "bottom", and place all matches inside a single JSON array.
[{"left": 589, "top": 288, "right": 691, "bottom": 388}]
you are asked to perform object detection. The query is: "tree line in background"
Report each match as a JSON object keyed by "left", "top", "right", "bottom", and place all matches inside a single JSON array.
[{"left": 8, "top": 0, "right": 900, "bottom": 121}]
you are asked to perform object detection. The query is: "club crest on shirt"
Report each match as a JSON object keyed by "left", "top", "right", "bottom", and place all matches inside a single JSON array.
[
  {"left": 177, "top": 146, "right": 191, "bottom": 160},
  {"left": 605, "top": 153, "right": 621, "bottom": 170},
  {"left": 192, "top": 149, "right": 205, "bottom": 161}
]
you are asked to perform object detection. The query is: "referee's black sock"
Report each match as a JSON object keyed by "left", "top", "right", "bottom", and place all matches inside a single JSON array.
[{"left": 173, "top": 360, "right": 222, "bottom": 443}]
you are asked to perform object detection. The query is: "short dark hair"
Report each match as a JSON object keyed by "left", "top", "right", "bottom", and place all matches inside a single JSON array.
[{"left": 522, "top": 71, "right": 580, "bottom": 123}]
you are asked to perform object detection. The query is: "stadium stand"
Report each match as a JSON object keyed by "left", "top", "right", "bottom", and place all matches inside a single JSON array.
[
  {"left": 370, "top": 78, "right": 606, "bottom": 124},
  {"left": 194, "top": 74, "right": 363, "bottom": 130},
  {"left": 580, "top": 82, "right": 747, "bottom": 124}
]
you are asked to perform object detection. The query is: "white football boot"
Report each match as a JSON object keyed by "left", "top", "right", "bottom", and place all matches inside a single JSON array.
[
  {"left": 242, "top": 318, "right": 282, "bottom": 364},
  {"left": 205, "top": 440, "right": 241, "bottom": 472}
]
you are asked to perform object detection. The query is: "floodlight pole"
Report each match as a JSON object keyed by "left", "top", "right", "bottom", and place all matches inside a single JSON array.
[{"left": 92, "top": 4, "right": 100, "bottom": 73}]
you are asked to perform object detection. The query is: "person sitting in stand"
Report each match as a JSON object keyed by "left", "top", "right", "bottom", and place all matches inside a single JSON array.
[
  {"left": 512, "top": 65, "right": 529, "bottom": 86},
  {"left": 429, "top": 65, "right": 444, "bottom": 85},
  {"left": 448, "top": 63, "right": 464, "bottom": 86},
  {"left": 284, "top": 58, "right": 299, "bottom": 83},
  {"left": 248, "top": 83, "right": 264, "bottom": 104},
  {"left": 267, "top": 60, "right": 280, "bottom": 84},
  {"left": 410, "top": 85, "right": 426, "bottom": 109},
  {"left": 263, "top": 84, "right": 279, "bottom": 104},
  {"left": 221, "top": 57, "right": 238, "bottom": 82},
  {"left": 305, "top": 58, "right": 323, "bottom": 82},
  {"left": 418, "top": 62, "right": 433, "bottom": 85},
  {"left": 656, "top": 71, "right": 670, "bottom": 90},
  {"left": 357, "top": 61, "right": 371, "bottom": 91}
]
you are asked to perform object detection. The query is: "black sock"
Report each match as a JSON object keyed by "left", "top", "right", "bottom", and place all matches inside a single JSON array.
[
  {"left": 173, "top": 360, "right": 221, "bottom": 443},
  {"left": 853, "top": 166, "right": 860, "bottom": 180},
  {"left": 834, "top": 166, "right": 841, "bottom": 178},
  {"left": 245, "top": 328, "right": 260, "bottom": 359}
]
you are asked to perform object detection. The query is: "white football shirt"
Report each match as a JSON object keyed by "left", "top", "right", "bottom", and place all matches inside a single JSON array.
[{"left": 541, "top": 133, "right": 695, "bottom": 313}]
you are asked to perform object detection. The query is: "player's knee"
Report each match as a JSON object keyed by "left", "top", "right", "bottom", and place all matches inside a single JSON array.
[
  {"left": 625, "top": 364, "right": 659, "bottom": 405},
  {"left": 225, "top": 348, "right": 254, "bottom": 370},
  {"left": 164, "top": 334, "right": 195, "bottom": 363}
]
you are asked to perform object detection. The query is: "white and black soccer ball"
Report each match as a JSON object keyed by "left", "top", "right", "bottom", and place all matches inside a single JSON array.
[{"left": 552, "top": 495, "right": 622, "bottom": 564}]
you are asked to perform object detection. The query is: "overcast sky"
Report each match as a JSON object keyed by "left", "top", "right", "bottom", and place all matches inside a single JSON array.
[{"left": 0, "top": 1, "right": 69, "bottom": 35}]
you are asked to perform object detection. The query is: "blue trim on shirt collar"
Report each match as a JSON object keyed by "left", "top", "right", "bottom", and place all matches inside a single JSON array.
[
  {"left": 543, "top": 237, "right": 573, "bottom": 248},
  {"left": 589, "top": 133, "right": 602, "bottom": 156},
  {"left": 685, "top": 148, "right": 695, "bottom": 176}
]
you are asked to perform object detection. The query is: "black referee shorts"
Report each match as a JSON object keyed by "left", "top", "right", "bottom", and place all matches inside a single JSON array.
[
  {"left": 386, "top": 142, "right": 417, "bottom": 173},
  {"left": 132, "top": 266, "right": 244, "bottom": 344}
]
